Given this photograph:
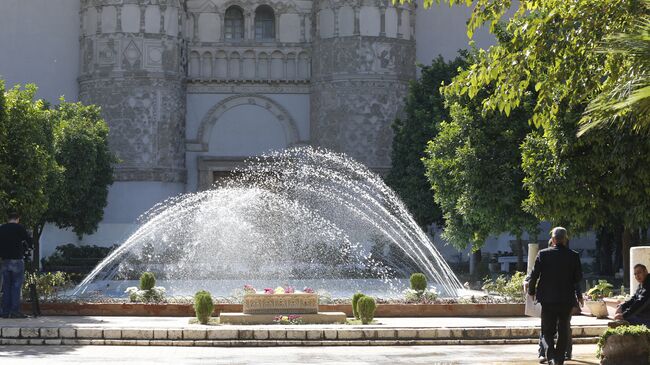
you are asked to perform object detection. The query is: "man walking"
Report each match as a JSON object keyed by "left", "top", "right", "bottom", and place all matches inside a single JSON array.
[
  {"left": 0, "top": 212, "right": 31, "bottom": 318},
  {"left": 528, "top": 227, "right": 583, "bottom": 365}
]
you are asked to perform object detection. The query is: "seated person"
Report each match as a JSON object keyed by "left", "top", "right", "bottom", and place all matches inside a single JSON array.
[{"left": 612, "top": 264, "right": 650, "bottom": 327}]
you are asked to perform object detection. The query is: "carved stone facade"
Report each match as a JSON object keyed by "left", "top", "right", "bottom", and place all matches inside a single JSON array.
[
  {"left": 79, "top": 0, "right": 415, "bottom": 187},
  {"left": 79, "top": 0, "right": 187, "bottom": 182},
  {"left": 242, "top": 293, "right": 319, "bottom": 314}
]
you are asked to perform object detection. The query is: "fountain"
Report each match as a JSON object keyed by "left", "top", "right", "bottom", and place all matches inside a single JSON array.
[{"left": 74, "top": 147, "right": 462, "bottom": 300}]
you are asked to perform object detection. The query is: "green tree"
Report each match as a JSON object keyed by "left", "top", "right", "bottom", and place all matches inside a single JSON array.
[
  {"left": 386, "top": 55, "right": 467, "bottom": 227},
  {"left": 579, "top": 0, "right": 650, "bottom": 135},
  {"left": 521, "top": 105, "right": 650, "bottom": 277},
  {"left": 423, "top": 82, "right": 539, "bottom": 261},
  {"left": 0, "top": 83, "right": 56, "bottom": 231},
  {"left": 396, "top": 0, "right": 642, "bottom": 131},
  {"left": 0, "top": 81, "right": 116, "bottom": 266},
  {"left": 38, "top": 100, "right": 116, "bottom": 242}
]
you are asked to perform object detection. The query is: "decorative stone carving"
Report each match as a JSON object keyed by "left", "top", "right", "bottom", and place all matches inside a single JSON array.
[{"left": 243, "top": 293, "right": 319, "bottom": 314}]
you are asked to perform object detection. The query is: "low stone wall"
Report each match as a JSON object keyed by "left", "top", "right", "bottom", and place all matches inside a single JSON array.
[
  {"left": 23, "top": 303, "right": 525, "bottom": 317},
  {"left": 0, "top": 324, "right": 605, "bottom": 347}
]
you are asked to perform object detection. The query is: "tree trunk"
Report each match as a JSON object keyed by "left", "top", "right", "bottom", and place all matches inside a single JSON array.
[
  {"left": 516, "top": 236, "right": 524, "bottom": 272},
  {"left": 622, "top": 227, "right": 633, "bottom": 283},
  {"left": 598, "top": 227, "right": 614, "bottom": 276},
  {"left": 30, "top": 224, "right": 44, "bottom": 271},
  {"left": 469, "top": 249, "right": 482, "bottom": 277},
  {"left": 614, "top": 224, "right": 624, "bottom": 274}
]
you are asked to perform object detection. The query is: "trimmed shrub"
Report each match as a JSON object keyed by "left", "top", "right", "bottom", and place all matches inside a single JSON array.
[
  {"left": 352, "top": 293, "right": 365, "bottom": 320},
  {"left": 357, "top": 296, "right": 376, "bottom": 325},
  {"left": 140, "top": 272, "right": 156, "bottom": 291},
  {"left": 194, "top": 290, "right": 214, "bottom": 325},
  {"left": 410, "top": 273, "right": 427, "bottom": 292}
]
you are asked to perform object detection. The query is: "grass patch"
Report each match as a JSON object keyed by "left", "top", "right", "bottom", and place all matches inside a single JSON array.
[
  {"left": 346, "top": 319, "right": 380, "bottom": 325},
  {"left": 188, "top": 317, "right": 221, "bottom": 325}
]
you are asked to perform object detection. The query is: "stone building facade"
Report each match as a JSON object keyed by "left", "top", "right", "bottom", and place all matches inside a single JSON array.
[{"left": 0, "top": 0, "right": 496, "bottom": 256}]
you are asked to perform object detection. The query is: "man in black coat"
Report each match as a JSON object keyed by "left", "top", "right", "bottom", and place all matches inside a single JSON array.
[
  {"left": 528, "top": 227, "right": 583, "bottom": 365},
  {"left": 611, "top": 264, "right": 650, "bottom": 327},
  {"left": 0, "top": 212, "right": 31, "bottom": 318}
]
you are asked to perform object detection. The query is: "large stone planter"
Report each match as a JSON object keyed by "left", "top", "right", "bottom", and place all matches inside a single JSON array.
[
  {"left": 603, "top": 298, "right": 625, "bottom": 319},
  {"left": 600, "top": 334, "right": 650, "bottom": 365},
  {"left": 585, "top": 300, "right": 609, "bottom": 319},
  {"left": 242, "top": 293, "right": 318, "bottom": 314}
]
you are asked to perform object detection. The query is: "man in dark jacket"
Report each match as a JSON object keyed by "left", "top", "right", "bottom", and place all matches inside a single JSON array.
[
  {"left": 528, "top": 227, "right": 583, "bottom": 365},
  {"left": 611, "top": 264, "right": 650, "bottom": 327},
  {"left": 0, "top": 212, "right": 31, "bottom": 318}
]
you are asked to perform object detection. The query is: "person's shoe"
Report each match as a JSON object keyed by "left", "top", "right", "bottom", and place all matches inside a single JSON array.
[
  {"left": 547, "top": 359, "right": 556, "bottom": 365},
  {"left": 608, "top": 319, "right": 630, "bottom": 328},
  {"left": 564, "top": 354, "right": 571, "bottom": 361},
  {"left": 538, "top": 355, "right": 547, "bottom": 363},
  {"left": 9, "top": 312, "right": 28, "bottom": 319}
]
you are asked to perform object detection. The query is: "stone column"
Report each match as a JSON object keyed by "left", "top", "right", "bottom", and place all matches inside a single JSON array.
[
  {"left": 630, "top": 247, "right": 650, "bottom": 291},
  {"left": 527, "top": 243, "right": 539, "bottom": 274}
]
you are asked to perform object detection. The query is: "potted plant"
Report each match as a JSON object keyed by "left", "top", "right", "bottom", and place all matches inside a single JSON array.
[
  {"left": 584, "top": 280, "right": 613, "bottom": 319},
  {"left": 603, "top": 285, "right": 628, "bottom": 319}
]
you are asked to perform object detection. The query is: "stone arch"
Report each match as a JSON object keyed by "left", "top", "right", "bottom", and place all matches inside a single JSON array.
[
  {"left": 194, "top": 94, "right": 300, "bottom": 152},
  {"left": 201, "top": 51, "right": 213, "bottom": 78}
]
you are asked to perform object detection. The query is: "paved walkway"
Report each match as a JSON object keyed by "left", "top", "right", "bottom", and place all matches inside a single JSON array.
[{"left": 0, "top": 344, "right": 600, "bottom": 364}]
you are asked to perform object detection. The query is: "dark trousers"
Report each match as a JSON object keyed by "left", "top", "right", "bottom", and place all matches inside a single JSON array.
[
  {"left": 541, "top": 303, "right": 573, "bottom": 363},
  {"left": 538, "top": 321, "right": 573, "bottom": 358},
  {"left": 1, "top": 259, "right": 24, "bottom": 315}
]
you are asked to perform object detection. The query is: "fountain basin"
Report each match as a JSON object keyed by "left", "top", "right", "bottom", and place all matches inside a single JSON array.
[{"left": 22, "top": 302, "right": 524, "bottom": 317}]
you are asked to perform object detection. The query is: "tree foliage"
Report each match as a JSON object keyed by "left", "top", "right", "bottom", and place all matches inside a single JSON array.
[
  {"left": 579, "top": 0, "right": 650, "bottom": 135},
  {"left": 0, "top": 81, "right": 116, "bottom": 265},
  {"left": 386, "top": 55, "right": 467, "bottom": 227},
  {"left": 0, "top": 82, "right": 56, "bottom": 227},
  {"left": 44, "top": 100, "right": 115, "bottom": 238},
  {"left": 423, "top": 77, "right": 539, "bottom": 251},
  {"left": 399, "top": 0, "right": 645, "bottom": 134}
]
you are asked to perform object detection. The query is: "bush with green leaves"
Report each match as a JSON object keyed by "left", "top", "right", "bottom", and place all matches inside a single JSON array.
[
  {"left": 596, "top": 325, "right": 650, "bottom": 359},
  {"left": 482, "top": 271, "right": 526, "bottom": 303},
  {"left": 357, "top": 296, "right": 377, "bottom": 325},
  {"left": 125, "top": 272, "right": 165, "bottom": 302},
  {"left": 41, "top": 243, "right": 116, "bottom": 273},
  {"left": 194, "top": 290, "right": 214, "bottom": 325},
  {"left": 22, "top": 271, "right": 72, "bottom": 302},
  {"left": 140, "top": 272, "right": 156, "bottom": 291},
  {"left": 410, "top": 273, "right": 427, "bottom": 292},
  {"left": 352, "top": 293, "right": 365, "bottom": 319}
]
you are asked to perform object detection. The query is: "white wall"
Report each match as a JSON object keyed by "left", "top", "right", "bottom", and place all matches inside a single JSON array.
[
  {"left": 40, "top": 181, "right": 186, "bottom": 259},
  {"left": 0, "top": 0, "right": 80, "bottom": 103}
]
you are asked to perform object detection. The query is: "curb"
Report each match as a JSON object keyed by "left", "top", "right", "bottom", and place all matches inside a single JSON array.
[{"left": 0, "top": 325, "right": 607, "bottom": 347}]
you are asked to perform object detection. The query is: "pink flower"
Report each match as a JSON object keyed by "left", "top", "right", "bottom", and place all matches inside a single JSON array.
[
  {"left": 302, "top": 287, "right": 314, "bottom": 294},
  {"left": 243, "top": 284, "right": 256, "bottom": 293},
  {"left": 284, "top": 286, "right": 295, "bottom": 294},
  {"left": 264, "top": 288, "right": 274, "bottom": 294}
]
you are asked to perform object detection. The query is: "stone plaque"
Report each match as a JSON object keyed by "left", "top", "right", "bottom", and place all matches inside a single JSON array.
[{"left": 243, "top": 293, "right": 319, "bottom": 314}]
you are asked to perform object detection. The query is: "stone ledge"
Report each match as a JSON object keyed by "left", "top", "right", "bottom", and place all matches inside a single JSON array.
[
  {"left": 0, "top": 337, "right": 603, "bottom": 347},
  {"left": 0, "top": 326, "right": 606, "bottom": 343}
]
